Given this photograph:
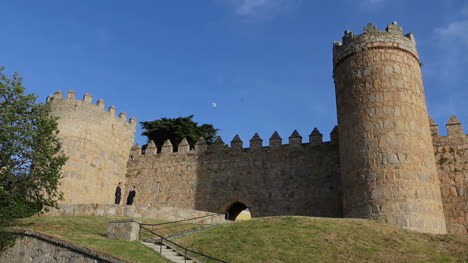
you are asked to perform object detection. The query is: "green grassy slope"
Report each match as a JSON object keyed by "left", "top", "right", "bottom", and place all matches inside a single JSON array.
[{"left": 174, "top": 216, "right": 468, "bottom": 263}]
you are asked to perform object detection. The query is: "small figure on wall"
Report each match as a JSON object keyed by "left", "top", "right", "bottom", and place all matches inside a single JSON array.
[
  {"left": 126, "top": 186, "right": 136, "bottom": 205},
  {"left": 114, "top": 182, "right": 122, "bottom": 204}
]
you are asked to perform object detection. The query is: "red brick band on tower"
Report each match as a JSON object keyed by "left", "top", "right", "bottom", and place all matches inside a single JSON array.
[{"left": 332, "top": 22, "right": 447, "bottom": 234}]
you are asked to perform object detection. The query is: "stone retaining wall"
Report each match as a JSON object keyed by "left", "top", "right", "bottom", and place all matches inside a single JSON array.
[
  {"left": 0, "top": 230, "right": 125, "bottom": 263},
  {"left": 44, "top": 204, "right": 226, "bottom": 224}
]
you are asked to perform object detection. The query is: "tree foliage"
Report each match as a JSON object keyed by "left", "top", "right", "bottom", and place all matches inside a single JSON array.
[
  {"left": 141, "top": 115, "right": 218, "bottom": 151},
  {"left": 0, "top": 66, "right": 67, "bottom": 249}
]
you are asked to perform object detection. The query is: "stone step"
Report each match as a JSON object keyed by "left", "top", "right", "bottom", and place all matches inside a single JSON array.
[{"left": 141, "top": 241, "right": 196, "bottom": 263}]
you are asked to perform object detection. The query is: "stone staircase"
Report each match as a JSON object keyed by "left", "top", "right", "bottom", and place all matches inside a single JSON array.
[{"left": 141, "top": 242, "right": 197, "bottom": 263}]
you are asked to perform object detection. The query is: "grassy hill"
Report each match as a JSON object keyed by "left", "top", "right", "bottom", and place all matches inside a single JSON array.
[
  {"left": 173, "top": 216, "right": 467, "bottom": 263},
  {"left": 10, "top": 216, "right": 467, "bottom": 263}
]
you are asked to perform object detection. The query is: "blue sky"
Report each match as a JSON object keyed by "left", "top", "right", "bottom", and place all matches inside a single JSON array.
[{"left": 1, "top": 0, "right": 467, "bottom": 146}]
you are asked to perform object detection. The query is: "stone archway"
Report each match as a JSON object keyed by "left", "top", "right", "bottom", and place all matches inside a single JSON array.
[{"left": 225, "top": 201, "right": 249, "bottom": 221}]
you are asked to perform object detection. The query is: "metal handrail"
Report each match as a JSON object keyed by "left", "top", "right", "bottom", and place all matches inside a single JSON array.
[
  {"left": 140, "top": 214, "right": 218, "bottom": 226},
  {"left": 140, "top": 225, "right": 228, "bottom": 263}
]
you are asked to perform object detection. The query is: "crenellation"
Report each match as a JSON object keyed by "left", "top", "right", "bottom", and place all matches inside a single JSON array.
[
  {"left": 213, "top": 136, "right": 225, "bottom": 151},
  {"left": 129, "top": 117, "right": 137, "bottom": 125},
  {"left": 250, "top": 133, "right": 263, "bottom": 149},
  {"left": 161, "top": 139, "right": 173, "bottom": 154},
  {"left": 108, "top": 105, "right": 116, "bottom": 116},
  {"left": 119, "top": 112, "right": 127, "bottom": 120},
  {"left": 269, "top": 131, "right": 282, "bottom": 148},
  {"left": 342, "top": 30, "right": 355, "bottom": 43},
  {"left": 130, "top": 143, "right": 141, "bottom": 160},
  {"left": 363, "top": 22, "right": 378, "bottom": 33},
  {"left": 385, "top": 21, "right": 403, "bottom": 35},
  {"left": 309, "top": 128, "right": 323, "bottom": 145},
  {"left": 231, "top": 135, "right": 243, "bottom": 152},
  {"left": 96, "top": 98, "right": 105, "bottom": 109},
  {"left": 333, "top": 21, "right": 419, "bottom": 73},
  {"left": 67, "top": 89, "right": 76, "bottom": 99},
  {"left": 145, "top": 141, "right": 157, "bottom": 155},
  {"left": 83, "top": 92, "right": 92, "bottom": 103},
  {"left": 195, "top": 137, "right": 207, "bottom": 152},
  {"left": 446, "top": 115, "right": 463, "bottom": 137},
  {"left": 289, "top": 130, "right": 302, "bottom": 147},
  {"left": 178, "top": 138, "right": 190, "bottom": 153},
  {"left": 330, "top": 126, "right": 338, "bottom": 144}
]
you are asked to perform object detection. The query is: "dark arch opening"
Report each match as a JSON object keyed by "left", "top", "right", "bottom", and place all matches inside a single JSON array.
[{"left": 225, "top": 202, "right": 249, "bottom": 221}]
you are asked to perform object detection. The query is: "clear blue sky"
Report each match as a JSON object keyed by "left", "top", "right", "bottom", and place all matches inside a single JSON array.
[{"left": 1, "top": 0, "right": 467, "bottom": 145}]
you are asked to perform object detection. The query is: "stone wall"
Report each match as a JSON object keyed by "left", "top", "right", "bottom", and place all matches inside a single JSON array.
[
  {"left": 126, "top": 130, "right": 342, "bottom": 219},
  {"left": 430, "top": 115, "right": 467, "bottom": 234},
  {"left": 44, "top": 204, "right": 226, "bottom": 224},
  {"left": 0, "top": 230, "right": 124, "bottom": 263},
  {"left": 333, "top": 22, "right": 446, "bottom": 234},
  {"left": 47, "top": 90, "right": 136, "bottom": 204}
]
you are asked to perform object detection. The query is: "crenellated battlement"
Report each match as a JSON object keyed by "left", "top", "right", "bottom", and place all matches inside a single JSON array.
[
  {"left": 333, "top": 22, "right": 419, "bottom": 72},
  {"left": 47, "top": 89, "right": 137, "bottom": 126},
  {"left": 429, "top": 115, "right": 466, "bottom": 137},
  {"left": 129, "top": 127, "right": 338, "bottom": 159}
]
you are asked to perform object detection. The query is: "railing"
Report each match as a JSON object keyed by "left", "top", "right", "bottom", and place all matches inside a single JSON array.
[
  {"left": 140, "top": 214, "right": 219, "bottom": 238},
  {"left": 140, "top": 223, "right": 229, "bottom": 263}
]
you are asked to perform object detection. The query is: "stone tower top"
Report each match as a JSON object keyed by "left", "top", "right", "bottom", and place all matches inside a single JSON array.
[{"left": 332, "top": 22, "right": 419, "bottom": 71}]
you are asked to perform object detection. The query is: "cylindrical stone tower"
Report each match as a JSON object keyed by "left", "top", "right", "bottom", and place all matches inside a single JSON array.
[{"left": 332, "top": 22, "right": 446, "bottom": 233}]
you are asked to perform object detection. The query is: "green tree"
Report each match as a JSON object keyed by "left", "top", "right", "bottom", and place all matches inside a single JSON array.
[
  {"left": 141, "top": 115, "right": 218, "bottom": 152},
  {"left": 0, "top": 66, "right": 67, "bottom": 250}
]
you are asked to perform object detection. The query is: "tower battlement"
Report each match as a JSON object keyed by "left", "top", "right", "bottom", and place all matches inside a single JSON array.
[
  {"left": 333, "top": 22, "right": 418, "bottom": 71},
  {"left": 47, "top": 90, "right": 137, "bottom": 126}
]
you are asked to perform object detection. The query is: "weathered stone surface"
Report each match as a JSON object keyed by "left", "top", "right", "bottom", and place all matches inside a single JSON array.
[
  {"left": 126, "top": 141, "right": 341, "bottom": 218},
  {"left": 48, "top": 92, "right": 136, "bottom": 204},
  {"left": 0, "top": 230, "right": 124, "bottom": 263},
  {"left": 432, "top": 132, "right": 468, "bottom": 234},
  {"left": 43, "top": 204, "right": 226, "bottom": 224},
  {"left": 107, "top": 219, "right": 140, "bottom": 241},
  {"left": 333, "top": 22, "right": 447, "bottom": 234}
]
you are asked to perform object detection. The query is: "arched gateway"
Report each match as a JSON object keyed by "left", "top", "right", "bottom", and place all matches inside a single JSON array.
[{"left": 225, "top": 202, "right": 249, "bottom": 221}]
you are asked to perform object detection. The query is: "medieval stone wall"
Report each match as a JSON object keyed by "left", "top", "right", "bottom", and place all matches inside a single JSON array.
[
  {"left": 47, "top": 90, "right": 136, "bottom": 204},
  {"left": 42, "top": 22, "right": 466, "bottom": 235},
  {"left": 430, "top": 116, "right": 467, "bottom": 234},
  {"left": 126, "top": 130, "right": 342, "bottom": 218}
]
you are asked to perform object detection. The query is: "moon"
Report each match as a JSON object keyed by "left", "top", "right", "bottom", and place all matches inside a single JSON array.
[{"left": 212, "top": 102, "right": 217, "bottom": 108}]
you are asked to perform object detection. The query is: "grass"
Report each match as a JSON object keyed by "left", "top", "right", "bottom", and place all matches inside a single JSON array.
[
  {"left": 173, "top": 216, "right": 468, "bottom": 263},
  {"left": 15, "top": 216, "right": 173, "bottom": 263}
]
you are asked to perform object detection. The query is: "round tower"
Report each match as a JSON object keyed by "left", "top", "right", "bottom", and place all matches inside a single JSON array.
[
  {"left": 47, "top": 90, "right": 137, "bottom": 204},
  {"left": 332, "top": 22, "right": 446, "bottom": 233}
]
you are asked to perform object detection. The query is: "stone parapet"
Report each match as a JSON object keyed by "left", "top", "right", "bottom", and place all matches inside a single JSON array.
[{"left": 333, "top": 22, "right": 418, "bottom": 71}]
